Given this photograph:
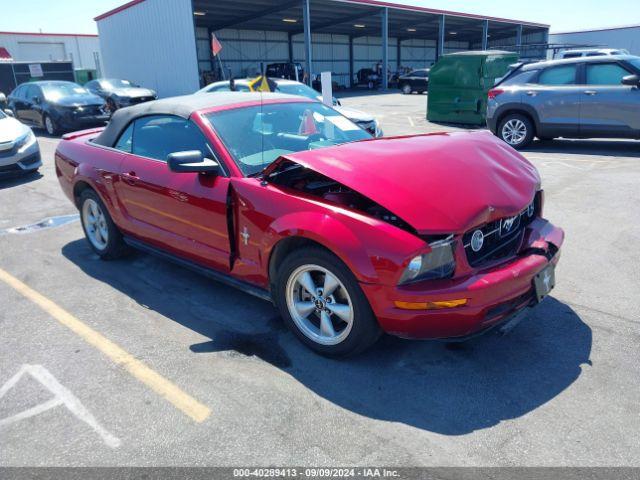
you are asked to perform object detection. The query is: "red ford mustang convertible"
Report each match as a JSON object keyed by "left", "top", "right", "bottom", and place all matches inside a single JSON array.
[{"left": 56, "top": 92, "right": 564, "bottom": 357}]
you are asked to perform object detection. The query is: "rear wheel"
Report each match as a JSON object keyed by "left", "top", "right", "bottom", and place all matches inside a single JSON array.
[
  {"left": 401, "top": 83, "right": 412, "bottom": 94},
  {"left": 276, "top": 247, "right": 381, "bottom": 357},
  {"left": 79, "top": 190, "right": 129, "bottom": 260},
  {"left": 498, "top": 113, "right": 534, "bottom": 149},
  {"left": 44, "top": 114, "right": 59, "bottom": 136}
]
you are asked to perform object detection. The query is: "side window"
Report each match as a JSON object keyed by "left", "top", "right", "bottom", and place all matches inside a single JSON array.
[
  {"left": 132, "top": 115, "right": 213, "bottom": 162},
  {"left": 586, "top": 63, "right": 631, "bottom": 85},
  {"left": 12, "top": 85, "right": 25, "bottom": 99},
  {"left": 114, "top": 123, "right": 134, "bottom": 153},
  {"left": 502, "top": 69, "right": 539, "bottom": 86},
  {"left": 25, "top": 85, "right": 40, "bottom": 101},
  {"left": 538, "top": 65, "right": 577, "bottom": 85}
]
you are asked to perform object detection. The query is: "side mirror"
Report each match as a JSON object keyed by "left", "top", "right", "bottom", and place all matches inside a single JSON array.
[
  {"left": 167, "top": 150, "right": 220, "bottom": 175},
  {"left": 32, "top": 96, "right": 41, "bottom": 104},
  {"left": 622, "top": 74, "right": 640, "bottom": 87},
  {"left": 4, "top": 109, "right": 14, "bottom": 117}
]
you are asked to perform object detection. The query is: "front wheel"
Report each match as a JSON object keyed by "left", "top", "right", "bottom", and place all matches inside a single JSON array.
[
  {"left": 401, "top": 83, "right": 412, "bottom": 95},
  {"left": 276, "top": 247, "right": 381, "bottom": 357},
  {"left": 79, "top": 190, "right": 129, "bottom": 260},
  {"left": 498, "top": 113, "right": 534, "bottom": 149}
]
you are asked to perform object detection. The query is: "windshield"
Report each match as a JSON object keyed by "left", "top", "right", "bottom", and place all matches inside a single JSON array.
[
  {"left": 206, "top": 101, "right": 372, "bottom": 176},
  {"left": 103, "top": 79, "right": 135, "bottom": 89},
  {"left": 41, "top": 83, "right": 89, "bottom": 101}
]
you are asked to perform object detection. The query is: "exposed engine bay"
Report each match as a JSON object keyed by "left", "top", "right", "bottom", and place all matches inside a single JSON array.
[{"left": 266, "top": 160, "right": 415, "bottom": 234}]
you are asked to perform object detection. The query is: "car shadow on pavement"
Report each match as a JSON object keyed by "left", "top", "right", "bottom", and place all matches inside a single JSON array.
[
  {"left": 524, "top": 139, "right": 640, "bottom": 157},
  {"left": 0, "top": 170, "right": 43, "bottom": 190},
  {"left": 62, "top": 239, "right": 592, "bottom": 435}
]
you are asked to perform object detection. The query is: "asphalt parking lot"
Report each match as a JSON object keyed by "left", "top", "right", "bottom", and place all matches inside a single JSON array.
[{"left": 1, "top": 91, "right": 639, "bottom": 467}]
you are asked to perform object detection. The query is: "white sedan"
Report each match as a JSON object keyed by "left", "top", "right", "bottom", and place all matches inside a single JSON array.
[
  {"left": 197, "top": 78, "right": 383, "bottom": 137},
  {"left": 0, "top": 109, "right": 41, "bottom": 176}
]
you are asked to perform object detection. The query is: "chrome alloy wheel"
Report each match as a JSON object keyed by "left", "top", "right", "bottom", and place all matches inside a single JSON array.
[
  {"left": 285, "top": 264, "right": 354, "bottom": 346},
  {"left": 82, "top": 198, "right": 109, "bottom": 251},
  {"left": 502, "top": 118, "right": 527, "bottom": 145}
]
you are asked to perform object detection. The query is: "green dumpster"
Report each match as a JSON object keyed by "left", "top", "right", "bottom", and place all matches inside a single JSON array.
[
  {"left": 74, "top": 69, "right": 98, "bottom": 85},
  {"left": 427, "top": 51, "right": 518, "bottom": 125}
]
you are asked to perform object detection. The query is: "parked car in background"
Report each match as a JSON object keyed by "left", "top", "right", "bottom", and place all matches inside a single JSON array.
[
  {"left": 398, "top": 68, "right": 430, "bottom": 94},
  {"left": 487, "top": 55, "right": 640, "bottom": 149},
  {"left": 55, "top": 93, "right": 563, "bottom": 356},
  {"left": 197, "top": 78, "right": 383, "bottom": 137},
  {"left": 266, "top": 62, "right": 304, "bottom": 81},
  {"left": 85, "top": 78, "right": 157, "bottom": 112},
  {"left": 0, "top": 108, "right": 41, "bottom": 176},
  {"left": 558, "top": 48, "right": 630, "bottom": 59},
  {"left": 0, "top": 91, "right": 7, "bottom": 110},
  {"left": 7, "top": 81, "right": 109, "bottom": 136}
]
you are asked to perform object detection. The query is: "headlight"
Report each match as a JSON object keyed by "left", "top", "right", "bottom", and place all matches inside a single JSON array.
[
  {"left": 399, "top": 237, "right": 456, "bottom": 284},
  {"left": 15, "top": 130, "right": 36, "bottom": 152}
]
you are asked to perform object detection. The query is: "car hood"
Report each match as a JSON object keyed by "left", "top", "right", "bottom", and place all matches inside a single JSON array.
[
  {"left": 334, "top": 106, "right": 374, "bottom": 123},
  {"left": 0, "top": 116, "right": 30, "bottom": 144},
  {"left": 269, "top": 131, "right": 540, "bottom": 234},
  {"left": 51, "top": 94, "right": 105, "bottom": 107},
  {"left": 111, "top": 87, "right": 155, "bottom": 98}
]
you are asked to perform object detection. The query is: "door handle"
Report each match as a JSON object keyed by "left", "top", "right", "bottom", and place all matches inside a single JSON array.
[
  {"left": 584, "top": 90, "right": 597, "bottom": 96},
  {"left": 122, "top": 171, "right": 139, "bottom": 185},
  {"left": 525, "top": 91, "right": 538, "bottom": 97}
]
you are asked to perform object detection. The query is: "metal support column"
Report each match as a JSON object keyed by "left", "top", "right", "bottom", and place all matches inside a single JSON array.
[
  {"left": 349, "top": 35, "right": 354, "bottom": 88},
  {"left": 381, "top": 7, "right": 389, "bottom": 90},
  {"left": 397, "top": 38, "right": 402, "bottom": 71},
  {"left": 303, "top": 0, "right": 313, "bottom": 86},
  {"left": 482, "top": 20, "right": 489, "bottom": 51},
  {"left": 437, "top": 14, "right": 445, "bottom": 60},
  {"left": 516, "top": 24, "right": 523, "bottom": 55},
  {"left": 288, "top": 33, "right": 294, "bottom": 63}
]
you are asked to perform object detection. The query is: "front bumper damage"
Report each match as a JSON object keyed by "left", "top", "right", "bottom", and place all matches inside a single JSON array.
[{"left": 362, "top": 218, "right": 564, "bottom": 340}]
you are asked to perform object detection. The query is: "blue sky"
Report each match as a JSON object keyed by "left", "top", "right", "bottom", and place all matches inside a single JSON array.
[{"left": 0, "top": 0, "right": 637, "bottom": 34}]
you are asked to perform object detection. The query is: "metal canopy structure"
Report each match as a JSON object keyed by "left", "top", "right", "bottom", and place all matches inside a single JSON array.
[
  {"left": 95, "top": 0, "right": 548, "bottom": 92},
  {"left": 193, "top": 0, "right": 545, "bottom": 40},
  {"left": 190, "top": 0, "right": 547, "bottom": 88}
]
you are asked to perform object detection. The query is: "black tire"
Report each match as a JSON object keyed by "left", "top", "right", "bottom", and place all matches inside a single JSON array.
[
  {"left": 275, "top": 246, "right": 382, "bottom": 358},
  {"left": 497, "top": 113, "right": 534, "bottom": 150},
  {"left": 79, "top": 189, "right": 129, "bottom": 260},
  {"left": 43, "top": 114, "right": 59, "bottom": 136},
  {"left": 401, "top": 83, "right": 412, "bottom": 95}
]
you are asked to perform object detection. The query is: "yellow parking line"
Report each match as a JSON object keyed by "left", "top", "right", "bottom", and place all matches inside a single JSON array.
[{"left": 0, "top": 267, "right": 211, "bottom": 423}]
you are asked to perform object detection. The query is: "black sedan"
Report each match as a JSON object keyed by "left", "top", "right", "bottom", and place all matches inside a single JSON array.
[
  {"left": 398, "top": 68, "right": 430, "bottom": 94},
  {"left": 85, "top": 78, "right": 157, "bottom": 112},
  {"left": 7, "top": 81, "right": 109, "bottom": 135}
]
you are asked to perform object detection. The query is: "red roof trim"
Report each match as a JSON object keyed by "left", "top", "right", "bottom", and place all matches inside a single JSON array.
[
  {"left": 0, "top": 31, "right": 98, "bottom": 37},
  {"left": 94, "top": 0, "right": 548, "bottom": 28},
  {"left": 94, "top": 0, "right": 146, "bottom": 21}
]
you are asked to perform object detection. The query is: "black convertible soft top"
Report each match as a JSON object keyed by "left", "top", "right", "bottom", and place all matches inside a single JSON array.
[{"left": 93, "top": 92, "right": 301, "bottom": 147}]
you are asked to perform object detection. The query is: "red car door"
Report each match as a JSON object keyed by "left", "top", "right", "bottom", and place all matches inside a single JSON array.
[{"left": 113, "top": 115, "right": 231, "bottom": 273}]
